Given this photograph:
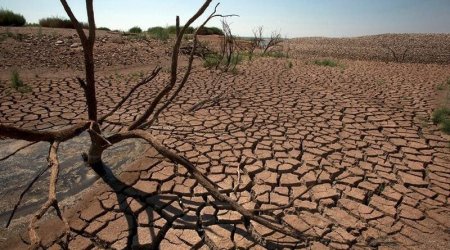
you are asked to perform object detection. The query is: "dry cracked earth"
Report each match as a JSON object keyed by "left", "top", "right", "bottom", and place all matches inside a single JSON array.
[{"left": 1, "top": 28, "right": 450, "bottom": 249}]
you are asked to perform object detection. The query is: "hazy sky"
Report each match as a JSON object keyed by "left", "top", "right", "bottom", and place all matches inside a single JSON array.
[{"left": 1, "top": 0, "right": 449, "bottom": 37}]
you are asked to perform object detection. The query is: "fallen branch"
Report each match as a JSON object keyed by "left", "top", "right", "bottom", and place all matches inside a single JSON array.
[
  {"left": 0, "top": 123, "right": 89, "bottom": 142},
  {"left": 28, "top": 142, "right": 69, "bottom": 249}
]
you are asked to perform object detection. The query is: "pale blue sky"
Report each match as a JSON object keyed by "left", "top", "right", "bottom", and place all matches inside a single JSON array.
[{"left": 1, "top": 0, "right": 449, "bottom": 37}]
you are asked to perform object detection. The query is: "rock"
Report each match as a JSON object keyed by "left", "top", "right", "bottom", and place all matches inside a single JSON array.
[
  {"left": 55, "top": 40, "right": 64, "bottom": 45},
  {"left": 70, "top": 42, "right": 81, "bottom": 48}
]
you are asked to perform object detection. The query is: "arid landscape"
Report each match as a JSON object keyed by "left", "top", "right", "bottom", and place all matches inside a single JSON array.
[{"left": 1, "top": 1, "right": 450, "bottom": 249}]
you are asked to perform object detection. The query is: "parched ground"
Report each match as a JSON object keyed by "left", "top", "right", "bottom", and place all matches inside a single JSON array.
[{"left": 1, "top": 27, "right": 450, "bottom": 249}]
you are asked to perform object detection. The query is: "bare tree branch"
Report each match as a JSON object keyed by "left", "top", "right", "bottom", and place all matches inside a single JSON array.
[
  {"left": 86, "top": 0, "right": 96, "bottom": 46},
  {"left": 76, "top": 77, "right": 87, "bottom": 92},
  {"left": 263, "top": 30, "right": 283, "bottom": 55},
  {"left": 386, "top": 46, "right": 399, "bottom": 62},
  {"left": 248, "top": 26, "right": 263, "bottom": 60},
  {"left": 383, "top": 45, "right": 409, "bottom": 63},
  {"left": 59, "top": 0, "right": 88, "bottom": 45},
  {"left": 0, "top": 123, "right": 89, "bottom": 142},
  {"left": 60, "top": 0, "right": 98, "bottom": 121},
  {"left": 2, "top": 1, "right": 313, "bottom": 247},
  {"left": 139, "top": 3, "right": 226, "bottom": 129},
  {"left": 128, "top": 0, "right": 214, "bottom": 130},
  {"left": 401, "top": 48, "right": 409, "bottom": 62}
]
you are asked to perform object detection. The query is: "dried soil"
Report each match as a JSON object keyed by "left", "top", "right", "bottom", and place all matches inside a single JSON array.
[{"left": 1, "top": 27, "right": 450, "bottom": 249}]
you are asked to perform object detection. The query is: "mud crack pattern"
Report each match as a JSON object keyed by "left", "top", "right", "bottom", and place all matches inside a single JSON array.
[{"left": 1, "top": 58, "right": 450, "bottom": 249}]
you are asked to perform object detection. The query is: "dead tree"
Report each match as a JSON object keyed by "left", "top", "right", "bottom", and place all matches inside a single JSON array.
[
  {"left": 383, "top": 44, "right": 409, "bottom": 63},
  {"left": 0, "top": 0, "right": 311, "bottom": 248},
  {"left": 220, "top": 18, "right": 240, "bottom": 71},
  {"left": 248, "top": 26, "right": 264, "bottom": 60},
  {"left": 263, "top": 30, "right": 283, "bottom": 55}
]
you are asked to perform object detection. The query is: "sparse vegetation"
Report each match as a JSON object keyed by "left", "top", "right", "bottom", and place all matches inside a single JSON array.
[
  {"left": 0, "top": 9, "right": 26, "bottom": 26},
  {"left": 39, "top": 17, "right": 88, "bottom": 29},
  {"left": 432, "top": 107, "right": 450, "bottom": 124},
  {"left": 0, "top": 30, "right": 11, "bottom": 42},
  {"left": 264, "top": 50, "right": 288, "bottom": 58},
  {"left": 97, "top": 27, "right": 111, "bottom": 31},
  {"left": 147, "top": 26, "right": 170, "bottom": 41},
  {"left": 0, "top": 28, "right": 29, "bottom": 42},
  {"left": 437, "top": 83, "right": 445, "bottom": 91},
  {"left": 313, "top": 59, "right": 339, "bottom": 67},
  {"left": 166, "top": 25, "right": 195, "bottom": 35},
  {"left": 25, "top": 23, "right": 40, "bottom": 27},
  {"left": 10, "top": 70, "right": 31, "bottom": 93},
  {"left": 128, "top": 26, "right": 142, "bottom": 33},
  {"left": 203, "top": 52, "right": 242, "bottom": 70},
  {"left": 432, "top": 107, "right": 450, "bottom": 134},
  {"left": 197, "top": 26, "right": 224, "bottom": 35},
  {"left": 202, "top": 19, "right": 242, "bottom": 72},
  {"left": 145, "top": 25, "right": 222, "bottom": 41},
  {"left": 203, "top": 53, "right": 222, "bottom": 69},
  {"left": 230, "top": 53, "right": 242, "bottom": 67}
]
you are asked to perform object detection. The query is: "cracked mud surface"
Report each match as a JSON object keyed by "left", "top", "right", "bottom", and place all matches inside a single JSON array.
[{"left": 1, "top": 29, "right": 450, "bottom": 249}]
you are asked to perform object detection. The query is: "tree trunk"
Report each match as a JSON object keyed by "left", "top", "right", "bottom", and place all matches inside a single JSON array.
[{"left": 87, "top": 123, "right": 105, "bottom": 169}]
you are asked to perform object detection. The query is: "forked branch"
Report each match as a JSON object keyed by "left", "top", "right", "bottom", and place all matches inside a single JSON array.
[
  {"left": 0, "top": 123, "right": 89, "bottom": 142},
  {"left": 59, "top": 0, "right": 89, "bottom": 45},
  {"left": 128, "top": 0, "right": 214, "bottom": 130},
  {"left": 139, "top": 3, "right": 233, "bottom": 128},
  {"left": 28, "top": 142, "right": 69, "bottom": 249},
  {"left": 263, "top": 30, "right": 283, "bottom": 55},
  {"left": 60, "top": 0, "right": 98, "bottom": 121}
]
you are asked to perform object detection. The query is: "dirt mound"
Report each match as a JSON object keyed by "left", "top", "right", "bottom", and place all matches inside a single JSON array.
[{"left": 0, "top": 27, "right": 171, "bottom": 75}]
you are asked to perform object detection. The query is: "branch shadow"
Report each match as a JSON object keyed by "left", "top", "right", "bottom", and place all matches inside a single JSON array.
[
  {"left": 89, "top": 162, "right": 301, "bottom": 249},
  {"left": 91, "top": 163, "right": 183, "bottom": 249}
]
